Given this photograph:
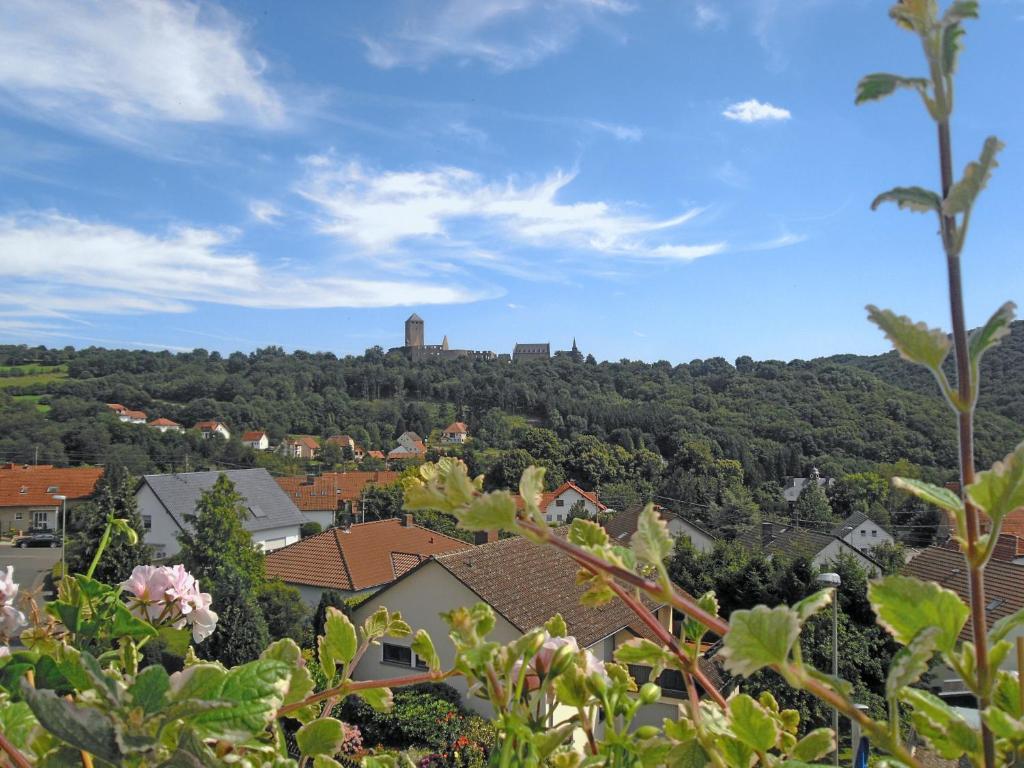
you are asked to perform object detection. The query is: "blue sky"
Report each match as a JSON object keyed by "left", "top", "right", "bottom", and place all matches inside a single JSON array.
[{"left": 0, "top": 0, "right": 1021, "bottom": 364}]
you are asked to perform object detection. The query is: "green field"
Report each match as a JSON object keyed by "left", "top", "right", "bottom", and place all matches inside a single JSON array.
[
  {"left": 0, "top": 370, "right": 67, "bottom": 390},
  {"left": 0, "top": 364, "right": 67, "bottom": 407},
  {"left": 12, "top": 394, "right": 51, "bottom": 413}
]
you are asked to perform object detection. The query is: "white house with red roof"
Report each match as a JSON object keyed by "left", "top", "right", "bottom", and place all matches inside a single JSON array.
[
  {"left": 242, "top": 430, "right": 269, "bottom": 451},
  {"left": 440, "top": 421, "right": 469, "bottom": 444},
  {"left": 193, "top": 420, "right": 230, "bottom": 440},
  {"left": 119, "top": 409, "right": 147, "bottom": 424},
  {"left": 388, "top": 431, "right": 426, "bottom": 461},
  {"left": 147, "top": 418, "right": 183, "bottom": 433},
  {"left": 514, "top": 481, "right": 607, "bottom": 524}
]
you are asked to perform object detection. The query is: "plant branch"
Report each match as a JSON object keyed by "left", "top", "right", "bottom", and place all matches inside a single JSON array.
[
  {"left": 276, "top": 670, "right": 449, "bottom": 717},
  {"left": 0, "top": 730, "right": 32, "bottom": 768}
]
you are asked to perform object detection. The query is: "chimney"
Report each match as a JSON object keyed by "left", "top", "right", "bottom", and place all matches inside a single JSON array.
[
  {"left": 402, "top": 514, "right": 413, "bottom": 527},
  {"left": 761, "top": 521, "right": 774, "bottom": 547},
  {"left": 474, "top": 530, "right": 498, "bottom": 546}
]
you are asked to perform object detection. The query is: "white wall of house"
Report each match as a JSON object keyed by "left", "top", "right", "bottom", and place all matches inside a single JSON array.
[
  {"left": 137, "top": 484, "right": 183, "bottom": 560},
  {"left": 811, "top": 540, "right": 879, "bottom": 575},
  {"left": 839, "top": 519, "right": 893, "bottom": 552},
  {"left": 667, "top": 518, "right": 715, "bottom": 554},
  {"left": 246, "top": 435, "right": 269, "bottom": 450},
  {"left": 255, "top": 525, "right": 300, "bottom": 552},
  {"left": 302, "top": 510, "right": 334, "bottom": 530},
  {"left": 544, "top": 488, "right": 601, "bottom": 524},
  {"left": 442, "top": 432, "right": 467, "bottom": 444}
]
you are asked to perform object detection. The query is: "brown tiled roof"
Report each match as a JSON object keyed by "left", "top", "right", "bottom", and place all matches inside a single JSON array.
[
  {"left": 444, "top": 422, "right": 468, "bottom": 434},
  {"left": 148, "top": 418, "right": 180, "bottom": 427},
  {"left": 242, "top": 430, "right": 266, "bottom": 442},
  {"left": 0, "top": 464, "right": 103, "bottom": 507},
  {"left": 275, "top": 472, "right": 400, "bottom": 512},
  {"left": 106, "top": 403, "right": 126, "bottom": 412},
  {"left": 434, "top": 531, "right": 661, "bottom": 649},
  {"left": 122, "top": 409, "right": 147, "bottom": 420},
  {"left": 903, "top": 546, "right": 1024, "bottom": 640},
  {"left": 289, "top": 436, "right": 319, "bottom": 449},
  {"left": 367, "top": 450, "right": 385, "bottom": 459},
  {"left": 327, "top": 435, "right": 354, "bottom": 446},
  {"left": 1001, "top": 509, "right": 1024, "bottom": 549},
  {"left": 194, "top": 420, "right": 225, "bottom": 431},
  {"left": 265, "top": 517, "right": 471, "bottom": 591}
]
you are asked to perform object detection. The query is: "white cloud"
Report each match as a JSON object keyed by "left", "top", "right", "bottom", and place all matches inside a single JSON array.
[
  {"left": 0, "top": 213, "right": 486, "bottom": 320},
  {"left": 0, "top": 0, "right": 283, "bottom": 135},
  {"left": 249, "top": 200, "right": 283, "bottom": 224},
  {"left": 722, "top": 99, "right": 791, "bottom": 123},
  {"left": 694, "top": 2, "right": 726, "bottom": 29},
  {"left": 588, "top": 120, "right": 643, "bottom": 142},
  {"left": 295, "top": 157, "right": 722, "bottom": 262},
  {"left": 362, "top": 0, "right": 633, "bottom": 71}
]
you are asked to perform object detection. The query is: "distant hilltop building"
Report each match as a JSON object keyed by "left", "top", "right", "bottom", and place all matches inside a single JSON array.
[{"left": 390, "top": 313, "right": 579, "bottom": 363}]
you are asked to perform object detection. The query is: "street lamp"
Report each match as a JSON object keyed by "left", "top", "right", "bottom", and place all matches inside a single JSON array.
[
  {"left": 52, "top": 494, "right": 67, "bottom": 580},
  {"left": 817, "top": 571, "right": 842, "bottom": 767}
]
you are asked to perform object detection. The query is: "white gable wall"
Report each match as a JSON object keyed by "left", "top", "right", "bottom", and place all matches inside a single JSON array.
[
  {"left": 544, "top": 488, "right": 600, "bottom": 524},
  {"left": 137, "top": 483, "right": 183, "bottom": 560},
  {"left": 667, "top": 518, "right": 715, "bottom": 554},
  {"left": 840, "top": 519, "right": 893, "bottom": 552}
]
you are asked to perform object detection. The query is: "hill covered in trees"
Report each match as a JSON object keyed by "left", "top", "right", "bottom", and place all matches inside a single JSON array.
[{"left": 0, "top": 323, "right": 1020, "bottom": 538}]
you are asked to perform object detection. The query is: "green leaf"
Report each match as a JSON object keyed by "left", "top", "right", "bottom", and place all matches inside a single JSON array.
[
  {"left": 190, "top": 659, "right": 291, "bottom": 740},
  {"left": 568, "top": 518, "right": 609, "bottom": 548},
  {"left": 729, "top": 693, "right": 779, "bottom": 752},
  {"left": 941, "top": 22, "right": 965, "bottom": 75},
  {"left": 943, "top": 136, "right": 1005, "bottom": 216},
  {"left": 891, "top": 477, "right": 964, "bottom": 515},
  {"left": 901, "top": 687, "right": 981, "bottom": 760},
  {"left": 943, "top": 1, "right": 979, "bottom": 23},
  {"left": 966, "top": 441, "right": 1024, "bottom": 528},
  {"left": 296, "top": 717, "right": 346, "bottom": 757},
  {"left": 869, "top": 576, "right": 969, "bottom": 653},
  {"left": 989, "top": 607, "right": 1024, "bottom": 646},
  {"left": 969, "top": 301, "right": 1016, "bottom": 372},
  {"left": 357, "top": 685, "right": 394, "bottom": 713},
  {"left": 21, "top": 681, "right": 121, "bottom": 763},
  {"left": 109, "top": 602, "right": 159, "bottom": 641},
  {"left": 869, "top": 185, "right": 942, "bottom": 213},
  {"left": 411, "top": 629, "right": 439, "bottom": 672},
  {"left": 158, "top": 626, "right": 193, "bottom": 657},
  {"left": 684, "top": 591, "right": 719, "bottom": 642},
  {"left": 318, "top": 607, "right": 358, "bottom": 680},
  {"left": 614, "top": 638, "right": 669, "bottom": 671},
  {"left": 866, "top": 306, "right": 950, "bottom": 372},
  {"left": 460, "top": 491, "right": 518, "bottom": 532},
  {"left": 886, "top": 626, "right": 939, "bottom": 699},
  {"left": 518, "top": 465, "right": 546, "bottom": 517},
  {"left": 855, "top": 72, "right": 930, "bottom": 105},
  {"left": 0, "top": 699, "right": 37, "bottom": 750},
  {"left": 716, "top": 736, "right": 753, "bottom": 768},
  {"left": 793, "top": 588, "right": 832, "bottom": 623},
  {"left": 791, "top": 728, "right": 835, "bottom": 762},
  {"left": 168, "top": 664, "right": 227, "bottom": 702},
  {"left": 313, "top": 758, "right": 345, "bottom": 768},
  {"left": 262, "top": 638, "right": 317, "bottom": 722},
  {"left": 544, "top": 614, "right": 568, "bottom": 638},
  {"left": 130, "top": 665, "right": 170, "bottom": 715},
  {"left": 632, "top": 503, "right": 673, "bottom": 567},
  {"left": 362, "top": 606, "right": 390, "bottom": 641},
  {"left": 721, "top": 605, "right": 800, "bottom": 676}
]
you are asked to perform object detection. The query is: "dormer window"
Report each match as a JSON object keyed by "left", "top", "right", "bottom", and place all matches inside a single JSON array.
[
  {"left": 19, "top": 486, "right": 27, "bottom": 494},
  {"left": 47, "top": 485, "right": 59, "bottom": 493}
]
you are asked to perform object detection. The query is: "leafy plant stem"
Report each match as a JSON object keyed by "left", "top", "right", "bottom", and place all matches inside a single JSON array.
[
  {"left": 276, "top": 670, "right": 448, "bottom": 717},
  {"left": 84, "top": 515, "right": 115, "bottom": 580},
  {"left": 938, "top": 115, "right": 995, "bottom": 768},
  {"left": 0, "top": 730, "right": 32, "bottom": 768}
]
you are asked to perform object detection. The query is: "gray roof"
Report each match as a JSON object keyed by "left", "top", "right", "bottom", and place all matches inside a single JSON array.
[
  {"left": 831, "top": 511, "right": 871, "bottom": 537},
  {"left": 782, "top": 475, "right": 833, "bottom": 503},
  {"left": 140, "top": 469, "right": 306, "bottom": 534}
]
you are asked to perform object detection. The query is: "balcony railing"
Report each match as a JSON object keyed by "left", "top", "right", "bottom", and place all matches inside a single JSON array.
[{"left": 627, "top": 664, "right": 687, "bottom": 699}]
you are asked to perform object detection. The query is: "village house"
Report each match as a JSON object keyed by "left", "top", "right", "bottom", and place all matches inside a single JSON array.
[
  {"left": 737, "top": 522, "right": 881, "bottom": 574},
  {"left": 0, "top": 463, "right": 104, "bottom": 535},
  {"left": 515, "top": 480, "right": 607, "bottom": 524},
  {"left": 135, "top": 468, "right": 305, "bottom": 559},
  {"left": 241, "top": 430, "right": 269, "bottom": 451},
  {"left": 282, "top": 435, "right": 319, "bottom": 459},
  {"left": 147, "top": 418, "right": 183, "bottom": 434},
  {"left": 350, "top": 530, "right": 723, "bottom": 730},
  {"left": 193, "top": 420, "right": 230, "bottom": 440},
  {"left": 830, "top": 511, "right": 894, "bottom": 553},
  {"left": 274, "top": 470, "right": 400, "bottom": 529},
  {"left": 605, "top": 505, "right": 716, "bottom": 553},
  {"left": 440, "top": 422, "right": 469, "bottom": 444},
  {"left": 106, "top": 403, "right": 127, "bottom": 416},
  {"left": 904, "top": 546, "right": 1024, "bottom": 700},
  {"left": 387, "top": 431, "right": 426, "bottom": 461},
  {"left": 782, "top": 468, "right": 835, "bottom": 511},
  {"left": 366, "top": 450, "right": 386, "bottom": 461},
  {"left": 265, "top": 515, "right": 472, "bottom": 605},
  {"left": 326, "top": 434, "right": 365, "bottom": 460},
  {"left": 119, "top": 409, "right": 147, "bottom": 424}
]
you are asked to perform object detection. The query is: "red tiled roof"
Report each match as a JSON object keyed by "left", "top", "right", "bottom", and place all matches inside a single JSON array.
[
  {"left": 122, "top": 409, "right": 147, "bottom": 420},
  {"left": 289, "top": 436, "right": 319, "bottom": 449},
  {"left": 444, "top": 422, "right": 468, "bottom": 434},
  {"left": 903, "top": 546, "right": 1024, "bottom": 640},
  {"left": 327, "top": 435, "right": 354, "bottom": 446},
  {"left": 242, "top": 430, "right": 267, "bottom": 442},
  {"left": 388, "top": 443, "right": 425, "bottom": 459},
  {"left": 194, "top": 420, "right": 225, "bottom": 431},
  {"left": 0, "top": 464, "right": 103, "bottom": 507},
  {"left": 1001, "top": 509, "right": 1024, "bottom": 548},
  {"left": 265, "top": 517, "right": 471, "bottom": 591},
  {"left": 512, "top": 481, "right": 607, "bottom": 512},
  {"left": 106, "top": 403, "right": 126, "bottom": 412},
  {"left": 275, "top": 471, "right": 400, "bottom": 512},
  {"left": 367, "top": 450, "right": 385, "bottom": 460},
  {"left": 148, "top": 418, "right": 181, "bottom": 427}
]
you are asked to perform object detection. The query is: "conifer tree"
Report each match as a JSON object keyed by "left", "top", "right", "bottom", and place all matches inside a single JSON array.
[
  {"left": 64, "top": 463, "right": 152, "bottom": 582},
  {"left": 196, "top": 568, "right": 269, "bottom": 666},
  {"left": 793, "top": 472, "right": 834, "bottom": 526}
]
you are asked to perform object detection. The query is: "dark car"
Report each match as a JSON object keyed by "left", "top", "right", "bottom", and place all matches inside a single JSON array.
[{"left": 13, "top": 531, "right": 61, "bottom": 548}]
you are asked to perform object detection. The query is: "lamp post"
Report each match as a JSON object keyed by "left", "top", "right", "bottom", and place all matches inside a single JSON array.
[
  {"left": 52, "top": 494, "right": 67, "bottom": 580},
  {"left": 817, "top": 571, "right": 842, "bottom": 767}
]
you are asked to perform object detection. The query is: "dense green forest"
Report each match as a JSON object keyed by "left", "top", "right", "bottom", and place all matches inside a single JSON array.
[{"left": 1, "top": 323, "right": 1020, "bottom": 542}]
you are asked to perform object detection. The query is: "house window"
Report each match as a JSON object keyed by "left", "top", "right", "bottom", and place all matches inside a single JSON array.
[
  {"left": 861, "top": 530, "right": 866, "bottom": 537},
  {"left": 14, "top": 512, "right": 22, "bottom": 521},
  {"left": 153, "top": 546, "right": 166, "bottom": 560},
  {"left": 414, "top": 654, "right": 428, "bottom": 670},
  {"left": 871, "top": 530, "right": 877, "bottom": 538},
  {"left": 555, "top": 499, "right": 565, "bottom": 507},
  {"left": 556, "top": 514, "right": 563, "bottom": 522},
  {"left": 382, "top": 643, "right": 412, "bottom": 667},
  {"left": 32, "top": 510, "right": 48, "bottom": 528},
  {"left": 47, "top": 486, "right": 59, "bottom": 493},
  {"left": 142, "top": 515, "right": 152, "bottom": 530}
]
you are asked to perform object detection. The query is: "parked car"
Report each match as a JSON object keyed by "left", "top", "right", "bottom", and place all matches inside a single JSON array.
[{"left": 13, "top": 531, "right": 60, "bottom": 548}]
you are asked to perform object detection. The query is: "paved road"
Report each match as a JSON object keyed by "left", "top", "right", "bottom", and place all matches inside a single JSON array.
[{"left": 0, "top": 542, "right": 60, "bottom": 603}]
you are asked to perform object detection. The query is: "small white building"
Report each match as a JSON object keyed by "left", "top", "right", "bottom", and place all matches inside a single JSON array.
[
  {"left": 605, "top": 506, "right": 717, "bottom": 554},
  {"left": 388, "top": 431, "right": 426, "bottom": 461},
  {"left": 136, "top": 468, "right": 305, "bottom": 559},
  {"left": 524, "top": 481, "right": 607, "bottom": 525},
  {"left": 193, "top": 421, "right": 230, "bottom": 440},
  {"left": 440, "top": 422, "right": 469, "bottom": 444},
  {"left": 242, "top": 430, "right": 270, "bottom": 451},
  {"left": 831, "top": 511, "right": 894, "bottom": 553},
  {"left": 147, "top": 418, "right": 184, "bottom": 434},
  {"left": 119, "top": 409, "right": 147, "bottom": 425}
]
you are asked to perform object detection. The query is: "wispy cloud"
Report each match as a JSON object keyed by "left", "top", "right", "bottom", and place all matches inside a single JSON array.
[
  {"left": 0, "top": 213, "right": 487, "bottom": 322},
  {"left": 249, "top": 200, "right": 283, "bottom": 224},
  {"left": 361, "top": 0, "right": 633, "bottom": 72},
  {"left": 588, "top": 120, "right": 643, "bottom": 142},
  {"left": 295, "top": 156, "right": 723, "bottom": 262},
  {"left": 0, "top": 0, "right": 283, "bottom": 138},
  {"left": 693, "top": 2, "right": 726, "bottom": 29},
  {"left": 722, "top": 99, "right": 791, "bottom": 123}
]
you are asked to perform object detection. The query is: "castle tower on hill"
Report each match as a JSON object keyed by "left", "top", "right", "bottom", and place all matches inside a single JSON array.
[{"left": 405, "top": 313, "right": 424, "bottom": 349}]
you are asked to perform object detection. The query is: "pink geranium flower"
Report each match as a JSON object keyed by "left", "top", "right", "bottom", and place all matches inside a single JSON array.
[
  {"left": 121, "top": 565, "right": 218, "bottom": 643},
  {"left": 0, "top": 566, "right": 26, "bottom": 641}
]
